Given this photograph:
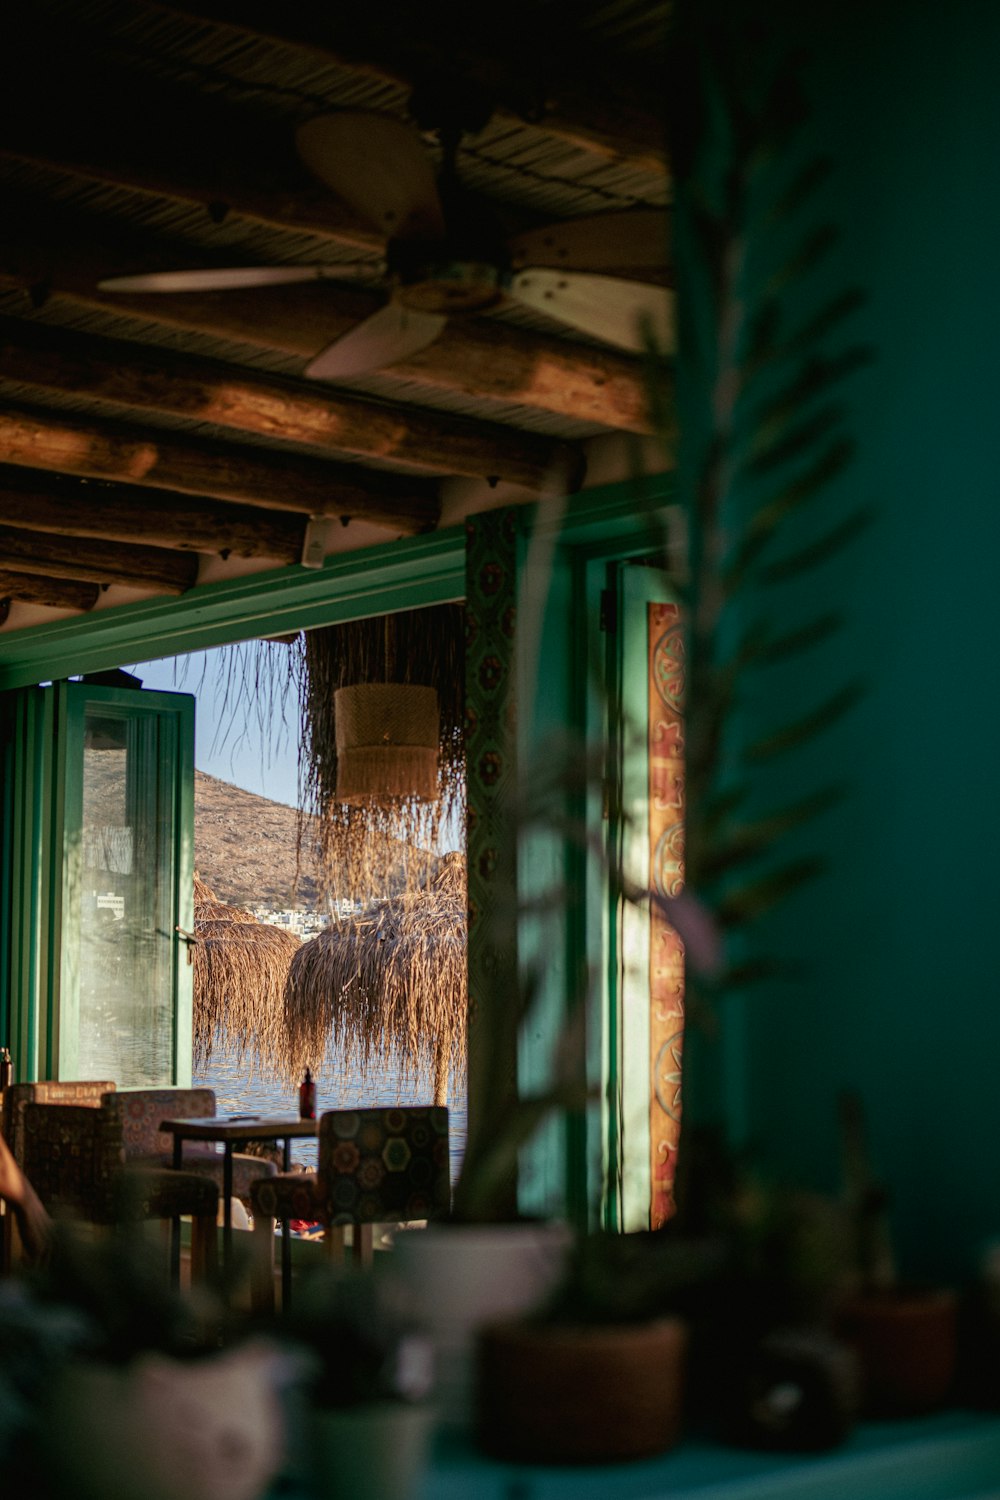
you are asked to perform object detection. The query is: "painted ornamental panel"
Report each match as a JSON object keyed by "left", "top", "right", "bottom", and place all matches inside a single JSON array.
[{"left": 648, "top": 601, "right": 685, "bottom": 1228}]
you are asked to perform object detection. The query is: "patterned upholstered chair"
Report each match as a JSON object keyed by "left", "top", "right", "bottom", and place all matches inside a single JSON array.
[
  {"left": 250, "top": 1106, "right": 450, "bottom": 1314},
  {"left": 1, "top": 1079, "right": 116, "bottom": 1272},
  {"left": 20, "top": 1100, "right": 220, "bottom": 1281},
  {"left": 102, "top": 1088, "right": 277, "bottom": 1204}
]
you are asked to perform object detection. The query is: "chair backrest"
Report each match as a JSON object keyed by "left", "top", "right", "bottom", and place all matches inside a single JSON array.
[
  {"left": 2, "top": 1080, "right": 117, "bottom": 1168},
  {"left": 21, "top": 1101, "right": 219, "bottom": 1227},
  {"left": 104, "top": 1087, "right": 216, "bottom": 1160},
  {"left": 317, "top": 1106, "right": 450, "bottom": 1226},
  {"left": 21, "top": 1101, "right": 124, "bottom": 1222}
]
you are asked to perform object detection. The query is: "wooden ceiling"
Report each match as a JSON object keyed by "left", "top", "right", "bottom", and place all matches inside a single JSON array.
[{"left": 0, "top": 0, "right": 672, "bottom": 634}]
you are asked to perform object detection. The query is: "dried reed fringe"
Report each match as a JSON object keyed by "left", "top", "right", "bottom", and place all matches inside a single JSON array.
[
  {"left": 293, "top": 603, "right": 466, "bottom": 910},
  {"left": 281, "top": 852, "right": 467, "bottom": 1099},
  {"left": 197, "top": 609, "right": 467, "bottom": 1091},
  {"left": 193, "top": 876, "right": 301, "bottom": 1073}
]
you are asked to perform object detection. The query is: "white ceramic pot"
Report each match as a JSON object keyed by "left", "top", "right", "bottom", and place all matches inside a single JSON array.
[
  {"left": 46, "top": 1342, "right": 287, "bottom": 1500},
  {"left": 309, "top": 1401, "right": 432, "bottom": 1500},
  {"left": 392, "top": 1221, "right": 571, "bottom": 1430}
]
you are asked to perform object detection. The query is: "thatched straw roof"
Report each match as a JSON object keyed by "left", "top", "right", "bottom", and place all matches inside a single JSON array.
[
  {"left": 296, "top": 605, "right": 466, "bottom": 909},
  {"left": 280, "top": 851, "right": 467, "bottom": 1103},
  {"left": 193, "top": 874, "right": 301, "bottom": 1072},
  {"left": 193, "top": 873, "right": 258, "bottom": 924}
]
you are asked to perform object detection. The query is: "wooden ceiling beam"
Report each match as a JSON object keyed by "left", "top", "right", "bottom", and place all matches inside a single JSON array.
[
  {"left": 153, "top": 1, "right": 669, "bottom": 173},
  {"left": 0, "top": 468, "right": 307, "bottom": 563},
  {"left": 0, "top": 61, "right": 383, "bottom": 250},
  {"left": 0, "top": 568, "right": 99, "bottom": 613},
  {"left": 0, "top": 407, "right": 440, "bottom": 533},
  {"left": 3, "top": 4, "right": 668, "bottom": 175},
  {"left": 0, "top": 196, "right": 657, "bottom": 433},
  {"left": 0, "top": 523, "right": 199, "bottom": 594},
  {"left": 0, "top": 321, "right": 585, "bottom": 493}
]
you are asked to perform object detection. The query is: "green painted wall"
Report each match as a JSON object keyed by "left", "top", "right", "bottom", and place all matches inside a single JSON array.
[
  {"left": 714, "top": 2, "right": 1000, "bottom": 1283},
  {"left": 513, "top": 486, "right": 678, "bottom": 1222}
]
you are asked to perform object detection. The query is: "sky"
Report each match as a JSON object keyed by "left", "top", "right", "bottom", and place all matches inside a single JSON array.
[{"left": 127, "top": 644, "right": 302, "bottom": 809}]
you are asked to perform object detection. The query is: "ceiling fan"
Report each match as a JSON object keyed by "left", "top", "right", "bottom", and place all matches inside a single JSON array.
[{"left": 98, "top": 101, "right": 672, "bottom": 380}]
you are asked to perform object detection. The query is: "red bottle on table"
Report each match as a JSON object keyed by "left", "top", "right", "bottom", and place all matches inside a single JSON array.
[{"left": 298, "top": 1067, "right": 316, "bottom": 1120}]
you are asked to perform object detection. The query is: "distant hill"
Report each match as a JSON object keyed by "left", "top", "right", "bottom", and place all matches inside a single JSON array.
[
  {"left": 193, "top": 771, "right": 449, "bottom": 910},
  {"left": 194, "top": 770, "right": 320, "bottom": 910}
]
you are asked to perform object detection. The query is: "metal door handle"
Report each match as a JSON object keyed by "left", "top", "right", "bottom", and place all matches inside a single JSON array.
[{"left": 175, "top": 925, "right": 198, "bottom": 964}]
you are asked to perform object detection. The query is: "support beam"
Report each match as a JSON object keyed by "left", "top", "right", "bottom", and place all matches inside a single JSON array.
[
  {"left": 3, "top": 6, "right": 668, "bottom": 176},
  {"left": 0, "top": 408, "right": 440, "bottom": 532},
  {"left": 154, "top": 2, "right": 669, "bottom": 172},
  {"left": 0, "top": 321, "right": 585, "bottom": 492},
  {"left": 0, "top": 57, "right": 383, "bottom": 250},
  {"left": 0, "top": 469, "right": 307, "bottom": 562},
  {"left": 0, "top": 523, "right": 199, "bottom": 594},
  {"left": 0, "top": 569, "right": 99, "bottom": 613},
  {"left": 0, "top": 198, "right": 658, "bottom": 434}
]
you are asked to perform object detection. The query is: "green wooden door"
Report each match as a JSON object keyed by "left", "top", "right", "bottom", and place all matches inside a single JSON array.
[{"left": 1, "top": 681, "right": 194, "bottom": 1085}]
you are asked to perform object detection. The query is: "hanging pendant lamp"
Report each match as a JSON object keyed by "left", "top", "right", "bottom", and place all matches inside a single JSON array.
[{"left": 334, "top": 683, "right": 440, "bottom": 805}]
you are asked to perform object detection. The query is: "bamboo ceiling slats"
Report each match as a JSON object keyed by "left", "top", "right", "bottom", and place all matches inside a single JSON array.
[{"left": 0, "top": 0, "right": 670, "bottom": 621}]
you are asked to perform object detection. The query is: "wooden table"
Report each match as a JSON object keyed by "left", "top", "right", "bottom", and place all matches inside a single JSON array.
[{"left": 160, "top": 1113, "right": 317, "bottom": 1300}]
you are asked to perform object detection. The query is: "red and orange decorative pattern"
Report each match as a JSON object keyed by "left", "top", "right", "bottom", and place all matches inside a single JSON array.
[{"left": 648, "top": 602, "right": 685, "bottom": 1229}]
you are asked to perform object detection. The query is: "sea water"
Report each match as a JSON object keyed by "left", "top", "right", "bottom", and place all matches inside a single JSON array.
[{"left": 194, "top": 1039, "right": 467, "bottom": 1183}]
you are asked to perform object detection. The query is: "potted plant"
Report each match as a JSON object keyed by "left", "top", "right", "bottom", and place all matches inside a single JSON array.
[
  {"left": 832, "top": 1090, "right": 958, "bottom": 1417},
  {"left": 388, "top": 917, "right": 593, "bottom": 1431},
  {"left": 671, "top": 1127, "right": 862, "bottom": 1452},
  {"left": 15, "top": 1226, "right": 289, "bottom": 1500},
  {"left": 283, "top": 1263, "right": 436, "bottom": 1500},
  {"left": 475, "top": 1227, "right": 715, "bottom": 1464}
]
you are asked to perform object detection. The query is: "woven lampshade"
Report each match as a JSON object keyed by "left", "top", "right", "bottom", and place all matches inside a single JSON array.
[{"left": 334, "top": 683, "right": 440, "bottom": 804}]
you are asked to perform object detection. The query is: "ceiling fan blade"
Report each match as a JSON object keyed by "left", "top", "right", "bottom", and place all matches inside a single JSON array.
[
  {"left": 98, "top": 263, "right": 382, "bottom": 294},
  {"left": 509, "top": 269, "right": 674, "bottom": 353},
  {"left": 296, "top": 112, "right": 446, "bottom": 242},
  {"left": 508, "top": 210, "right": 671, "bottom": 276},
  {"left": 306, "top": 303, "right": 447, "bottom": 380}
]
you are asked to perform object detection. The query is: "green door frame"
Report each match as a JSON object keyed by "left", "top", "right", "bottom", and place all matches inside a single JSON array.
[
  {"left": 0, "top": 476, "right": 677, "bottom": 1218},
  {"left": 512, "top": 478, "right": 679, "bottom": 1224},
  {"left": 0, "top": 530, "right": 468, "bottom": 693},
  {"left": 2, "top": 683, "right": 195, "bottom": 1084},
  {"left": 0, "top": 483, "right": 671, "bottom": 691}
]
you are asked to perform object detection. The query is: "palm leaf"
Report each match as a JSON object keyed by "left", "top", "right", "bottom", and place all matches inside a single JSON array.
[
  {"left": 738, "top": 612, "right": 843, "bottom": 665},
  {"left": 744, "top": 681, "right": 865, "bottom": 762},
  {"left": 698, "top": 785, "right": 844, "bottom": 880},
  {"left": 726, "top": 439, "right": 855, "bottom": 584},
  {"left": 717, "top": 857, "right": 827, "bottom": 925},
  {"left": 761, "top": 507, "right": 873, "bottom": 582}
]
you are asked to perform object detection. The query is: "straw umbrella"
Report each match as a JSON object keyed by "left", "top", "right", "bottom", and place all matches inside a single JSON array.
[
  {"left": 280, "top": 852, "right": 467, "bottom": 1105},
  {"left": 193, "top": 875, "right": 302, "bottom": 1073}
]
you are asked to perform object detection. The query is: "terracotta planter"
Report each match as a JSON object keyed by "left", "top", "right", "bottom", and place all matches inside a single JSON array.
[
  {"left": 836, "top": 1287, "right": 958, "bottom": 1416},
  {"left": 476, "top": 1316, "right": 688, "bottom": 1464}
]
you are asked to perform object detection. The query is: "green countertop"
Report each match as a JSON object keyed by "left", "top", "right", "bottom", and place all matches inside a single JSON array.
[
  {"left": 415, "top": 1411, "right": 1000, "bottom": 1500},
  {"left": 269, "top": 1408, "right": 1000, "bottom": 1500}
]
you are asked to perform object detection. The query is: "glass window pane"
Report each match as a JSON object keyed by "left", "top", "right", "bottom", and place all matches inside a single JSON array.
[{"left": 76, "top": 706, "right": 176, "bottom": 1085}]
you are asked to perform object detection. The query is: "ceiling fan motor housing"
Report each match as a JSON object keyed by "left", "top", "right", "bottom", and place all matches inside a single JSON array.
[{"left": 391, "top": 256, "right": 505, "bottom": 314}]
